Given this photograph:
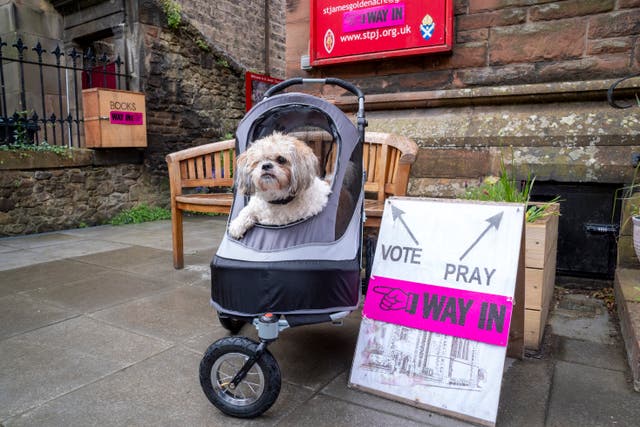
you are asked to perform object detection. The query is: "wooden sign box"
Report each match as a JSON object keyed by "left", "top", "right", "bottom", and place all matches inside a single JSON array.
[
  {"left": 524, "top": 203, "right": 559, "bottom": 349},
  {"left": 82, "top": 88, "right": 147, "bottom": 148}
]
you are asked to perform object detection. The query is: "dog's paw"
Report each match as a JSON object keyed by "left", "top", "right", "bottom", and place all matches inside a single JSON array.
[{"left": 227, "top": 219, "right": 247, "bottom": 239}]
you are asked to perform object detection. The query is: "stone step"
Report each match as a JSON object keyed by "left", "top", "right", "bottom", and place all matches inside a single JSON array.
[{"left": 614, "top": 268, "right": 640, "bottom": 392}]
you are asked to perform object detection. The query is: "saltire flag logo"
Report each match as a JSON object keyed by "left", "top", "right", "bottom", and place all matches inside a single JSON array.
[{"left": 420, "top": 14, "right": 435, "bottom": 41}]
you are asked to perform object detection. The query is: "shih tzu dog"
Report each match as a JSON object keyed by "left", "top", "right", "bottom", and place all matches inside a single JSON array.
[{"left": 227, "top": 132, "right": 331, "bottom": 239}]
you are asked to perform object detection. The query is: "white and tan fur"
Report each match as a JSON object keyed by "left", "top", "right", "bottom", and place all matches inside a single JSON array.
[{"left": 227, "top": 132, "right": 331, "bottom": 239}]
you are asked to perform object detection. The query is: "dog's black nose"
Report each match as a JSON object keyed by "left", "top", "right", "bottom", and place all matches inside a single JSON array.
[{"left": 262, "top": 162, "right": 273, "bottom": 171}]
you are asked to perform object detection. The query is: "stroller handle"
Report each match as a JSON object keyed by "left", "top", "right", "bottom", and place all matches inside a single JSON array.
[
  {"left": 263, "top": 77, "right": 367, "bottom": 136},
  {"left": 264, "top": 77, "right": 364, "bottom": 100}
]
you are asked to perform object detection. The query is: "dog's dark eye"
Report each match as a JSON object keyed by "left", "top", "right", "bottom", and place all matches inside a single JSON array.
[{"left": 276, "top": 156, "right": 287, "bottom": 165}]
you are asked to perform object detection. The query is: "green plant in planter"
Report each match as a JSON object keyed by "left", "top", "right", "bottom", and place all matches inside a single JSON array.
[{"left": 463, "top": 158, "right": 560, "bottom": 223}]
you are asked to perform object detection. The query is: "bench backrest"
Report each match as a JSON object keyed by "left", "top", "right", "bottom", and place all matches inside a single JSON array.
[
  {"left": 166, "top": 139, "right": 236, "bottom": 195},
  {"left": 166, "top": 132, "right": 417, "bottom": 200},
  {"left": 363, "top": 132, "right": 418, "bottom": 201}
]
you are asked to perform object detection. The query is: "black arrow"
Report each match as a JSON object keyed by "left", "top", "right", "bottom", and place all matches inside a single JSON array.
[
  {"left": 459, "top": 211, "right": 504, "bottom": 261},
  {"left": 391, "top": 204, "right": 419, "bottom": 246}
]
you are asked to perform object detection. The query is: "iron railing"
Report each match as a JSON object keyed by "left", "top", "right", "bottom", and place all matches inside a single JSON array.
[{"left": 0, "top": 36, "right": 130, "bottom": 148}]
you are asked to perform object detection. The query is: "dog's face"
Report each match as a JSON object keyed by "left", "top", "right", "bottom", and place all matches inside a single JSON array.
[{"left": 235, "top": 132, "right": 319, "bottom": 201}]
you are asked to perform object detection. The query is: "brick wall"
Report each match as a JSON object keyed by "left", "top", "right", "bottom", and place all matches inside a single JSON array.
[
  {"left": 178, "top": 0, "right": 286, "bottom": 78},
  {"left": 137, "top": 1, "right": 247, "bottom": 181},
  {"left": 286, "top": 0, "right": 640, "bottom": 94}
]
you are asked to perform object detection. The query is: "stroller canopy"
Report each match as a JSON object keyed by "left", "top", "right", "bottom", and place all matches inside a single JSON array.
[{"left": 218, "top": 91, "right": 363, "bottom": 261}]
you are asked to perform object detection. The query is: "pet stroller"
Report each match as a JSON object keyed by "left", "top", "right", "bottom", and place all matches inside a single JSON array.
[{"left": 199, "top": 78, "right": 366, "bottom": 418}]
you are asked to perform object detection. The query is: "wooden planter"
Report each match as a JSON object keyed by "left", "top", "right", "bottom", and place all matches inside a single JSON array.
[
  {"left": 524, "top": 202, "right": 559, "bottom": 350},
  {"left": 82, "top": 88, "right": 147, "bottom": 148}
]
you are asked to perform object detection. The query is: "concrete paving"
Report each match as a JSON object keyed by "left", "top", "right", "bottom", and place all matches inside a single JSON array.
[{"left": 1, "top": 216, "right": 639, "bottom": 427}]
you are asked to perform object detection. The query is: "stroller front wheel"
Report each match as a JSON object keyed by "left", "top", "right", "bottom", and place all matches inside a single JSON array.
[{"left": 199, "top": 336, "right": 281, "bottom": 418}]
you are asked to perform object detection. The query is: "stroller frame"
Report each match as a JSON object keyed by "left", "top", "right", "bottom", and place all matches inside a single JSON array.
[{"left": 199, "top": 78, "right": 367, "bottom": 418}]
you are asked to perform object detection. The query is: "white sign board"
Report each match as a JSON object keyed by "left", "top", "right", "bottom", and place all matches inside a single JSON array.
[{"left": 349, "top": 197, "right": 525, "bottom": 426}]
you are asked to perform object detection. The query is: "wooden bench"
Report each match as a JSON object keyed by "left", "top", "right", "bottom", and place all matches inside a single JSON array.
[{"left": 166, "top": 131, "right": 418, "bottom": 268}]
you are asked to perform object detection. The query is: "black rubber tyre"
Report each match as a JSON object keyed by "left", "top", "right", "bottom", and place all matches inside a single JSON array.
[
  {"left": 217, "top": 313, "right": 246, "bottom": 334},
  {"left": 199, "top": 336, "right": 281, "bottom": 418}
]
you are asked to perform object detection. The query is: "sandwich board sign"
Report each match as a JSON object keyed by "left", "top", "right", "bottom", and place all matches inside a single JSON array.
[{"left": 349, "top": 197, "right": 525, "bottom": 426}]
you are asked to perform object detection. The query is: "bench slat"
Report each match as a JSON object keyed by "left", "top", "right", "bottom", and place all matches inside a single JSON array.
[
  {"left": 175, "top": 193, "right": 234, "bottom": 206},
  {"left": 181, "top": 178, "right": 234, "bottom": 188},
  {"left": 196, "top": 156, "right": 205, "bottom": 179}
]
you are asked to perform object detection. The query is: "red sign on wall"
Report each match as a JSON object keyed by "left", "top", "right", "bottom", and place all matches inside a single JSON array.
[
  {"left": 245, "top": 72, "right": 283, "bottom": 111},
  {"left": 310, "top": 0, "right": 453, "bottom": 66}
]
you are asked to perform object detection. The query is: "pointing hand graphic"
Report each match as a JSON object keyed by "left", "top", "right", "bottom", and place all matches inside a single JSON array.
[{"left": 372, "top": 286, "right": 418, "bottom": 314}]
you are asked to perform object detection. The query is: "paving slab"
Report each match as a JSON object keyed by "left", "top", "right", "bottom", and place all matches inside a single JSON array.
[
  {"left": 0, "top": 316, "right": 171, "bottom": 421},
  {"left": 0, "top": 293, "right": 78, "bottom": 340},
  {"left": 0, "top": 248, "right": 70, "bottom": 271},
  {"left": 25, "top": 269, "right": 177, "bottom": 313},
  {"left": 70, "top": 245, "right": 173, "bottom": 270},
  {"left": 58, "top": 217, "right": 226, "bottom": 255},
  {"left": 548, "top": 293, "right": 617, "bottom": 345},
  {"left": 555, "top": 336, "right": 628, "bottom": 372},
  {"left": 277, "top": 393, "right": 432, "bottom": 427},
  {"left": 546, "top": 360, "right": 640, "bottom": 427},
  {"left": 322, "top": 372, "right": 471, "bottom": 427},
  {"left": 26, "top": 239, "right": 132, "bottom": 261},
  {"left": 114, "top": 252, "right": 212, "bottom": 285},
  {"left": 0, "top": 243, "right": 17, "bottom": 253},
  {"left": 4, "top": 346, "right": 314, "bottom": 427},
  {"left": 0, "top": 238, "right": 133, "bottom": 271},
  {"left": 0, "top": 259, "right": 112, "bottom": 298},
  {"left": 0, "top": 232, "right": 82, "bottom": 250},
  {"left": 91, "top": 285, "right": 220, "bottom": 343},
  {"left": 496, "top": 358, "right": 554, "bottom": 427}
]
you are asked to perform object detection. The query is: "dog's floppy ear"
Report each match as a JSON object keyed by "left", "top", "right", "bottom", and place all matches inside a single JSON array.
[
  {"left": 289, "top": 139, "right": 319, "bottom": 193},
  {"left": 235, "top": 151, "right": 254, "bottom": 195}
]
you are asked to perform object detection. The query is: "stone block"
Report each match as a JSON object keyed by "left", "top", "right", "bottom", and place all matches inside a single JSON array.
[
  {"left": 447, "top": 42, "right": 488, "bottom": 69},
  {"left": 529, "top": 0, "right": 614, "bottom": 21},
  {"left": 456, "top": 8, "right": 526, "bottom": 31},
  {"left": 454, "top": 63, "right": 537, "bottom": 86},
  {"left": 412, "top": 148, "right": 491, "bottom": 179},
  {"left": 456, "top": 28, "right": 489, "bottom": 44},
  {"left": 588, "top": 9, "right": 640, "bottom": 39},
  {"left": 588, "top": 37, "right": 634, "bottom": 55},
  {"left": 469, "top": 0, "right": 540, "bottom": 13},
  {"left": 489, "top": 19, "right": 587, "bottom": 65},
  {"left": 536, "top": 54, "right": 632, "bottom": 81}
]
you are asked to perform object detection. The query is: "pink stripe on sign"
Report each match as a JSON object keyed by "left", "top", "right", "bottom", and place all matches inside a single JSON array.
[
  {"left": 364, "top": 276, "right": 513, "bottom": 347},
  {"left": 110, "top": 111, "right": 143, "bottom": 125},
  {"left": 342, "top": 4, "right": 405, "bottom": 33}
]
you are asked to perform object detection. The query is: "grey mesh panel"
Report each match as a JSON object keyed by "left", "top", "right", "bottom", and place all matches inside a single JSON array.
[
  {"left": 220, "top": 92, "right": 362, "bottom": 255},
  {"left": 217, "top": 192, "right": 363, "bottom": 262}
]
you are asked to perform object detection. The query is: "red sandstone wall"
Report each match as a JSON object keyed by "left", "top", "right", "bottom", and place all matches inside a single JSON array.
[{"left": 286, "top": 0, "right": 640, "bottom": 96}]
